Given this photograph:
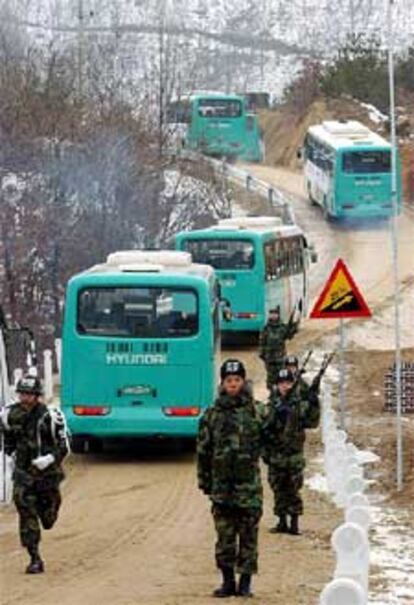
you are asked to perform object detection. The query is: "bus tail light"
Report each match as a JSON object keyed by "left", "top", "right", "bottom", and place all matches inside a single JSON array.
[
  {"left": 73, "top": 406, "right": 111, "bottom": 416},
  {"left": 163, "top": 407, "right": 201, "bottom": 417},
  {"left": 235, "top": 312, "right": 257, "bottom": 319}
]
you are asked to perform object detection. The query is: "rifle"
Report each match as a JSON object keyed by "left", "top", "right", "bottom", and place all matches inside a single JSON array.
[
  {"left": 310, "top": 352, "right": 336, "bottom": 394},
  {"left": 288, "top": 350, "right": 313, "bottom": 396},
  {"left": 287, "top": 304, "right": 297, "bottom": 328},
  {"left": 298, "top": 350, "right": 313, "bottom": 375}
]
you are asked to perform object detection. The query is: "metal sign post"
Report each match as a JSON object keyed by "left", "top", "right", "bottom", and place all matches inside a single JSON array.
[
  {"left": 339, "top": 318, "right": 346, "bottom": 430},
  {"left": 387, "top": 0, "right": 403, "bottom": 491}
]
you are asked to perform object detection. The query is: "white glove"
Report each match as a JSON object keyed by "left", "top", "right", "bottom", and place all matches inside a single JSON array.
[{"left": 32, "top": 454, "right": 55, "bottom": 471}]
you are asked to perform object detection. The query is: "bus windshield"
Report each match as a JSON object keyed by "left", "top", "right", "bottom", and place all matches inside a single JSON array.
[
  {"left": 184, "top": 239, "right": 255, "bottom": 270},
  {"left": 77, "top": 287, "right": 198, "bottom": 338},
  {"left": 342, "top": 151, "right": 391, "bottom": 174},
  {"left": 198, "top": 99, "right": 242, "bottom": 118}
]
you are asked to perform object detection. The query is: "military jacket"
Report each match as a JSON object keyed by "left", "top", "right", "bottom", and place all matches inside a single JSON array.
[
  {"left": 259, "top": 319, "right": 298, "bottom": 363},
  {"left": 262, "top": 389, "right": 320, "bottom": 465},
  {"left": 197, "top": 388, "right": 263, "bottom": 509},
  {"left": 3, "top": 402, "right": 69, "bottom": 483}
]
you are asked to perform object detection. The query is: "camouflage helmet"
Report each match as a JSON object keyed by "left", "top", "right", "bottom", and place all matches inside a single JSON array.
[
  {"left": 284, "top": 355, "right": 299, "bottom": 367},
  {"left": 16, "top": 375, "right": 43, "bottom": 396},
  {"left": 220, "top": 359, "right": 246, "bottom": 381},
  {"left": 275, "top": 368, "right": 295, "bottom": 384}
]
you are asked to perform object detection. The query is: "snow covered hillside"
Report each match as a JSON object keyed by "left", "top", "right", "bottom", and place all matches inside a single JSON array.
[{"left": 3, "top": 0, "right": 414, "bottom": 98}]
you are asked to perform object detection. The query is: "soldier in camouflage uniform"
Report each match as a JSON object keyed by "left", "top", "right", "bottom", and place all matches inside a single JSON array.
[
  {"left": 262, "top": 368, "right": 320, "bottom": 536},
  {"left": 0, "top": 375, "right": 69, "bottom": 574},
  {"left": 284, "top": 355, "right": 311, "bottom": 400},
  {"left": 259, "top": 306, "right": 299, "bottom": 391},
  {"left": 197, "top": 359, "right": 263, "bottom": 598}
]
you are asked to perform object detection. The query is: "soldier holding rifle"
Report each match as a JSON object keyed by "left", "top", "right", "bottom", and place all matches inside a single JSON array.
[
  {"left": 262, "top": 353, "right": 333, "bottom": 535},
  {"left": 259, "top": 304, "right": 300, "bottom": 391}
]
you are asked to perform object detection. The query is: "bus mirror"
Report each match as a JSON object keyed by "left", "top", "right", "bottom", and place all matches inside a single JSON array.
[
  {"left": 309, "top": 244, "right": 318, "bottom": 263},
  {"left": 220, "top": 298, "right": 232, "bottom": 322},
  {"left": 297, "top": 147, "right": 303, "bottom": 160}
]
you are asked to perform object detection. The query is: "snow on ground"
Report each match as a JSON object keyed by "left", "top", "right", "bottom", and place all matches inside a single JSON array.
[
  {"left": 346, "top": 281, "right": 414, "bottom": 351},
  {"left": 306, "top": 364, "right": 414, "bottom": 605},
  {"left": 308, "top": 454, "right": 414, "bottom": 605},
  {"left": 370, "top": 505, "right": 414, "bottom": 604},
  {"left": 360, "top": 102, "right": 388, "bottom": 125}
]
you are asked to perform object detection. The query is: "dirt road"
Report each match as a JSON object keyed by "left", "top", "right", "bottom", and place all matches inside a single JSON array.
[
  {"left": 0, "top": 348, "right": 339, "bottom": 605},
  {"left": 239, "top": 162, "right": 414, "bottom": 349},
  {"left": 0, "top": 435, "right": 339, "bottom": 605},
  {"left": 2, "top": 166, "right": 413, "bottom": 605}
]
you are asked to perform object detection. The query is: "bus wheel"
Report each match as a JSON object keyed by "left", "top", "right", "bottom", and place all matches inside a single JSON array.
[
  {"left": 71, "top": 436, "right": 88, "bottom": 454},
  {"left": 179, "top": 438, "right": 197, "bottom": 453},
  {"left": 323, "top": 206, "right": 334, "bottom": 222},
  {"left": 71, "top": 436, "right": 103, "bottom": 454},
  {"left": 307, "top": 184, "right": 317, "bottom": 206},
  {"left": 87, "top": 438, "right": 103, "bottom": 454}
]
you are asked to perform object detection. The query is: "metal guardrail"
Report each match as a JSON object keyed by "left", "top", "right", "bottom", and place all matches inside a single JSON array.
[{"left": 178, "top": 150, "right": 296, "bottom": 225}]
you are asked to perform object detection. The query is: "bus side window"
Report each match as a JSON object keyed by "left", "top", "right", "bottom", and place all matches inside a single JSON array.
[
  {"left": 305, "top": 135, "right": 314, "bottom": 162},
  {"left": 264, "top": 243, "right": 273, "bottom": 280},
  {"left": 287, "top": 240, "right": 295, "bottom": 275},
  {"left": 292, "top": 238, "right": 302, "bottom": 274},
  {"left": 276, "top": 241, "right": 284, "bottom": 277},
  {"left": 246, "top": 116, "right": 254, "bottom": 131}
]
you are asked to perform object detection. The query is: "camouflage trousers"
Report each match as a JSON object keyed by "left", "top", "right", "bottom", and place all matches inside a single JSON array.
[
  {"left": 264, "top": 361, "right": 284, "bottom": 390},
  {"left": 212, "top": 504, "right": 262, "bottom": 574},
  {"left": 268, "top": 460, "right": 305, "bottom": 517},
  {"left": 13, "top": 478, "right": 62, "bottom": 549}
]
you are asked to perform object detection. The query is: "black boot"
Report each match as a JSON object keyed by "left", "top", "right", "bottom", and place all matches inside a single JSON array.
[
  {"left": 25, "top": 546, "right": 44, "bottom": 574},
  {"left": 237, "top": 574, "right": 253, "bottom": 598},
  {"left": 269, "top": 515, "right": 288, "bottom": 534},
  {"left": 289, "top": 514, "right": 301, "bottom": 536},
  {"left": 213, "top": 567, "right": 236, "bottom": 598}
]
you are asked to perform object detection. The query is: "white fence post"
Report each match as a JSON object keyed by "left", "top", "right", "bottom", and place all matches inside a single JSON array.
[
  {"left": 55, "top": 338, "right": 62, "bottom": 379},
  {"left": 319, "top": 384, "right": 375, "bottom": 603},
  {"left": 320, "top": 578, "right": 366, "bottom": 605},
  {"left": 13, "top": 368, "right": 23, "bottom": 390},
  {"left": 0, "top": 330, "right": 13, "bottom": 504},
  {"left": 43, "top": 349, "right": 53, "bottom": 403},
  {"left": 332, "top": 522, "right": 370, "bottom": 594}
]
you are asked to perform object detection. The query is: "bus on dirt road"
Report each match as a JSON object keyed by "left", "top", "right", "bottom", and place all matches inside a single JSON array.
[
  {"left": 174, "top": 216, "right": 317, "bottom": 337},
  {"left": 302, "top": 120, "right": 401, "bottom": 220},
  {"left": 61, "top": 251, "right": 220, "bottom": 452},
  {"left": 167, "top": 92, "right": 264, "bottom": 162}
]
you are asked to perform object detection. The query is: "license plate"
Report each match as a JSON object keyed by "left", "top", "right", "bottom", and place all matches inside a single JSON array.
[{"left": 118, "top": 385, "right": 155, "bottom": 396}]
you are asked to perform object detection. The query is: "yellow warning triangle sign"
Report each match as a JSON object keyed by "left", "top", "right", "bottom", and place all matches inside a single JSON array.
[{"left": 310, "top": 259, "right": 371, "bottom": 319}]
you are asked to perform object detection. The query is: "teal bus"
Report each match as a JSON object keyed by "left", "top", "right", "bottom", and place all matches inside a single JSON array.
[
  {"left": 174, "top": 217, "right": 316, "bottom": 335},
  {"left": 167, "top": 92, "right": 264, "bottom": 162},
  {"left": 61, "top": 251, "right": 220, "bottom": 452},
  {"left": 303, "top": 120, "right": 401, "bottom": 220}
]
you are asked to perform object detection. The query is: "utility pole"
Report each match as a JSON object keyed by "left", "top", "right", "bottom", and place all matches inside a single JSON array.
[
  {"left": 387, "top": 0, "right": 403, "bottom": 491},
  {"left": 349, "top": 0, "right": 355, "bottom": 35},
  {"left": 77, "top": 0, "right": 84, "bottom": 97}
]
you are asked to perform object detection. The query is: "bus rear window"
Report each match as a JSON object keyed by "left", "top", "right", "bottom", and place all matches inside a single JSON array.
[
  {"left": 77, "top": 287, "right": 198, "bottom": 338},
  {"left": 198, "top": 99, "right": 242, "bottom": 118},
  {"left": 342, "top": 151, "right": 391, "bottom": 174},
  {"left": 184, "top": 239, "right": 255, "bottom": 270}
]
